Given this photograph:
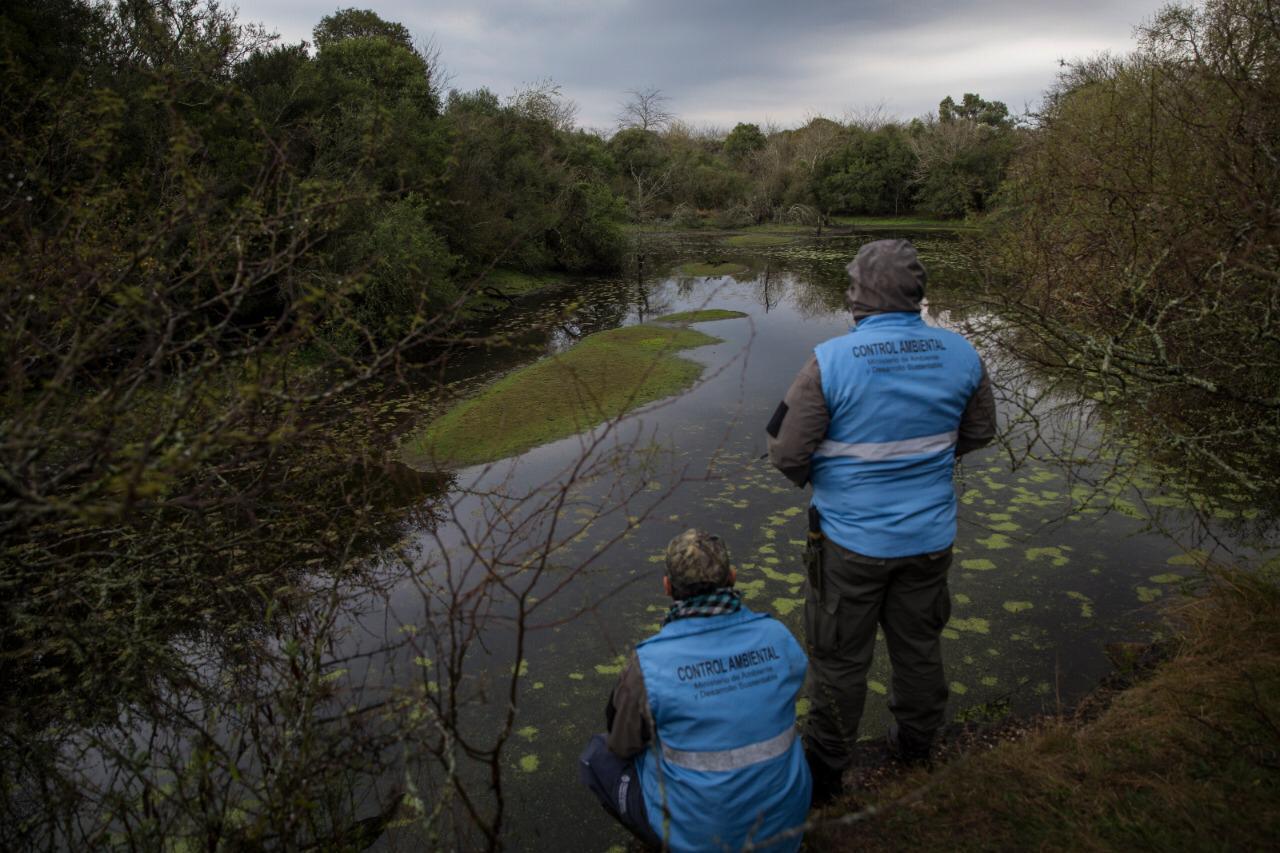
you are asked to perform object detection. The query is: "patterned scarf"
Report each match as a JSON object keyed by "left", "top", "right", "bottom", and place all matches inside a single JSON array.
[{"left": 663, "top": 588, "right": 743, "bottom": 625}]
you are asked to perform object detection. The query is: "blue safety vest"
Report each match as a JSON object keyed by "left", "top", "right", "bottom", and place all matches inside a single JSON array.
[
  {"left": 811, "top": 311, "right": 983, "bottom": 558},
  {"left": 634, "top": 608, "right": 810, "bottom": 852}
]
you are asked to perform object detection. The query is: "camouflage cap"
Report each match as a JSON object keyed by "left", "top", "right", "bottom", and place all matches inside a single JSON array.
[{"left": 664, "top": 528, "right": 732, "bottom": 588}]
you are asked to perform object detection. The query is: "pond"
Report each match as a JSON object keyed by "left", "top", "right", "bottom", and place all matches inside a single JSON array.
[{"left": 332, "top": 230, "right": 1275, "bottom": 850}]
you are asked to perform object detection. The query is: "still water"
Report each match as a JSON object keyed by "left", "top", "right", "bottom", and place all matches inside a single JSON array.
[{"left": 356, "top": 233, "right": 1261, "bottom": 850}]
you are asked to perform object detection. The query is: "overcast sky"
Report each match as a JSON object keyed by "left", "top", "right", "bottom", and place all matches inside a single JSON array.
[{"left": 234, "top": 0, "right": 1170, "bottom": 131}]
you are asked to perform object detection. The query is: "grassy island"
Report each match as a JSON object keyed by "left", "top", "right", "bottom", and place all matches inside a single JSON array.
[
  {"left": 653, "top": 309, "right": 747, "bottom": 324},
  {"left": 725, "top": 234, "right": 794, "bottom": 247},
  {"left": 679, "top": 261, "right": 750, "bottom": 277},
  {"left": 407, "top": 324, "right": 721, "bottom": 467}
]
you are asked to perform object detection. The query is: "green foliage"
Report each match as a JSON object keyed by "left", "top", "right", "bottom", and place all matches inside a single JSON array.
[
  {"left": 549, "top": 180, "right": 627, "bottom": 272},
  {"left": 939, "top": 92, "right": 1012, "bottom": 127},
  {"left": 443, "top": 86, "right": 626, "bottom": 274},
  {"left": 313, "top": 7, "right": 413, "bottom": 51},
  {"left": 811, "top": 126, "right": 918, "bottom": 216},
  {"left": 608, "top": 126, "right": 668, "bottom": 175},
  {"left": 982, "top": 0, "right": 1280, "bottom": 499},
  {"left": 0, "top": 2, "right": 631, "bottom": 845},
  {"left": 723, "top": 122, "right": 766, "bottom": 162},
  {"left": 909, "top": 94, "right": 1017, "bottom": 216},
  {"left": 340, "top": 195, "right": 459, "bottom": 336}
]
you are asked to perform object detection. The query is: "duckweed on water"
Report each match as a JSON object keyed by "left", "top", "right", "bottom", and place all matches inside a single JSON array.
[
  {"left": 1167, "top": 550, "right": 1208, "bottom": 566},
  {"left": 1066, "top": 590, "right": 1095, "bottom": 617},
  {"left": 961, "top": 558, "right": 997, "bottom": 571},
  {"left": 595, "top": 656, "right": 626, "bottom": 676},
  {"left": 1149, "top": 573, "right": 1184, "bottom": 584},
  {"left": 950, "top": 617, "right": 992, "bottom": 634},
  {"left": 954, "top": 593, "right": 972, "bottom": 604},
  {"left": 1136, "top": 586, "right": 1163, "bottom": 603},
  {"left": 517, "top": 726, "right": 538, "bottom": 740},
  {"left": 868, "top": 680, "right": 887, "bottom": 695},
  {"left": 759, "top": 565, "right": 805, "bottom": 584},
  {"left": 976, "top": 534, "right": 1013, "bottom": 550},
  {"left": 519, "top": 754, "right": 540, "bottom": 773},
  {"left": 1025, "top": 546, "right": 1069, "bottom": 566},
  {"left": 950, "top": 681, "right": 968, "bottom": 695},
  {"left": 1002, "top": 601, "right": 1034, "bottom": 614},
  {"left": 772, "top": 597, "right": 802, "bottom": 616}
]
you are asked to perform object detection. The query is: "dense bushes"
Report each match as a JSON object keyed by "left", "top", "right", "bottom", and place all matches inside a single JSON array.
[
  {"left": 980, "top": 0, "right": 1280, "bottom": 499},
  {"left": 603, "top": 96, "right": 1019, "bottom": 226}
]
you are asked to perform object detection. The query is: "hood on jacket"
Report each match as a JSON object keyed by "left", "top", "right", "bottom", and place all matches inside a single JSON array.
[{"left": 845, "top": 238, "right": 926, "bottom": 320}]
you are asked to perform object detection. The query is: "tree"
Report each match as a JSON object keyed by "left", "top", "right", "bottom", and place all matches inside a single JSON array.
[
  {"left": 607, "top": 126, "right": 673, "bottom": 220},
  {"left": 908, "top": 93, "right": 1016, "bottom": 216},
  {"left": 723, "top": 122, "right": 766, "bottom": 163},
  {"left": 312, "top": 6, "right": 413, "bottom": 51},
  {"left": 616, "top": 86, "right": 674, "bottom": 132},
  {"left": 507, "top": 77, "right": 579, "bottom": 132},
  {"left": 0, "top": 3, "right": 631, "bottom": 848},
  {"left": 978, "top": 0, "right": 1280, "bottom": 505},
  {"left": 792, "top": 116, "right": 848, "bottom": 233},
  {"left": 812, "top": 126, "right": 918, "bottom": 216},
  {"left": 939, "top": 92, "right": 1011, "bottom": 127}
]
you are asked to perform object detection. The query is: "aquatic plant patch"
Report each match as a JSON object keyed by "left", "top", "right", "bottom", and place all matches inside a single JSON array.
[
  {"left": 407, "top": 324, "right": 720, "bottom": 466},
  {"left": 678, "top": 261, "right": 750, "bottom": 276},
  {"left": 724, "top": 234, "right": 793, "bottom": 247},
  {"left": 652, "top": 309, "right": 748, "bottom": 324}
]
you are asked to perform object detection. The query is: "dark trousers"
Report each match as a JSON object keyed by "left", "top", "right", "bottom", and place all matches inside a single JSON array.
[
  {"left": 578, "top": 734, "right": 663, "bottom": 849},
  {"left": 803, "top": 537, "right": 952, "bottom": 771}
]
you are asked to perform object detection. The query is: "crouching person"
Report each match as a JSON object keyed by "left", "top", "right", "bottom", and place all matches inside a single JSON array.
[{"left": 578, "top": 529, "right": 812, "bottom": 851}]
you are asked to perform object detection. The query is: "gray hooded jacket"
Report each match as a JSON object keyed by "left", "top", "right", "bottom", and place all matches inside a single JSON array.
[{"left": 767, "top": 238, "right": 996, "bottom": 490}]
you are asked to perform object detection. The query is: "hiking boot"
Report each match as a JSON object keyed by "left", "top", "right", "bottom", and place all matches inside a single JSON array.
[
  {"left": 887, "top": 722, "right": 933, "bottom": 768},
  {"left": 805, "top": 747, "right": 846, "bottom": 807}
]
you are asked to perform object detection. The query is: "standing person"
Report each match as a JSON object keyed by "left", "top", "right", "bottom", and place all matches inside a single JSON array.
[
  {"left": 766, "top": 238, "right": 996, "bottom": 802},
  {"left": 578, "top": 529, "right": 812, "bottom": 851}
]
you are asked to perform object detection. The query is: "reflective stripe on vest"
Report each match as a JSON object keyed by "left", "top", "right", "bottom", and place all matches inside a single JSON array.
[
  {"left": 816, "top": 429, "right": 958, "bottom": 462},
  {"left": 660, "top": 725, "right": 796, "bottom": 772}
]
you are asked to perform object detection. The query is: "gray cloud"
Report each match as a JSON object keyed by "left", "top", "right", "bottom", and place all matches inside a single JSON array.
[{"left": 235, "top": 0, "right": 1169, "bottom": 130}]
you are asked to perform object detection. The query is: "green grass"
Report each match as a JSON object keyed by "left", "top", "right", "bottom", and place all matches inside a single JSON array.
[
  {"left": 405, "top": 324, "right": 721, "bottom": 467},
  {"left": 679, "top": 261, "right": 750, "bottom": 276},
  {"left": 828, "top": 215, "right": 978, "bottom": 232},
  {"left": 725, "top": 234, "right": 794, "bottom": 247},
  {"left": 811, "top": 569, "right": 1280, "bottom": 851},
  {"left": 653, "top": 309, "right": 747, "bottom": 324}
]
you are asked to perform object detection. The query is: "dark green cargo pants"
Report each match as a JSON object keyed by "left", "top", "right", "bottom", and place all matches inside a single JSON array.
[{"left": 803, "top": 535, "right": 952, "bottom": 772}]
